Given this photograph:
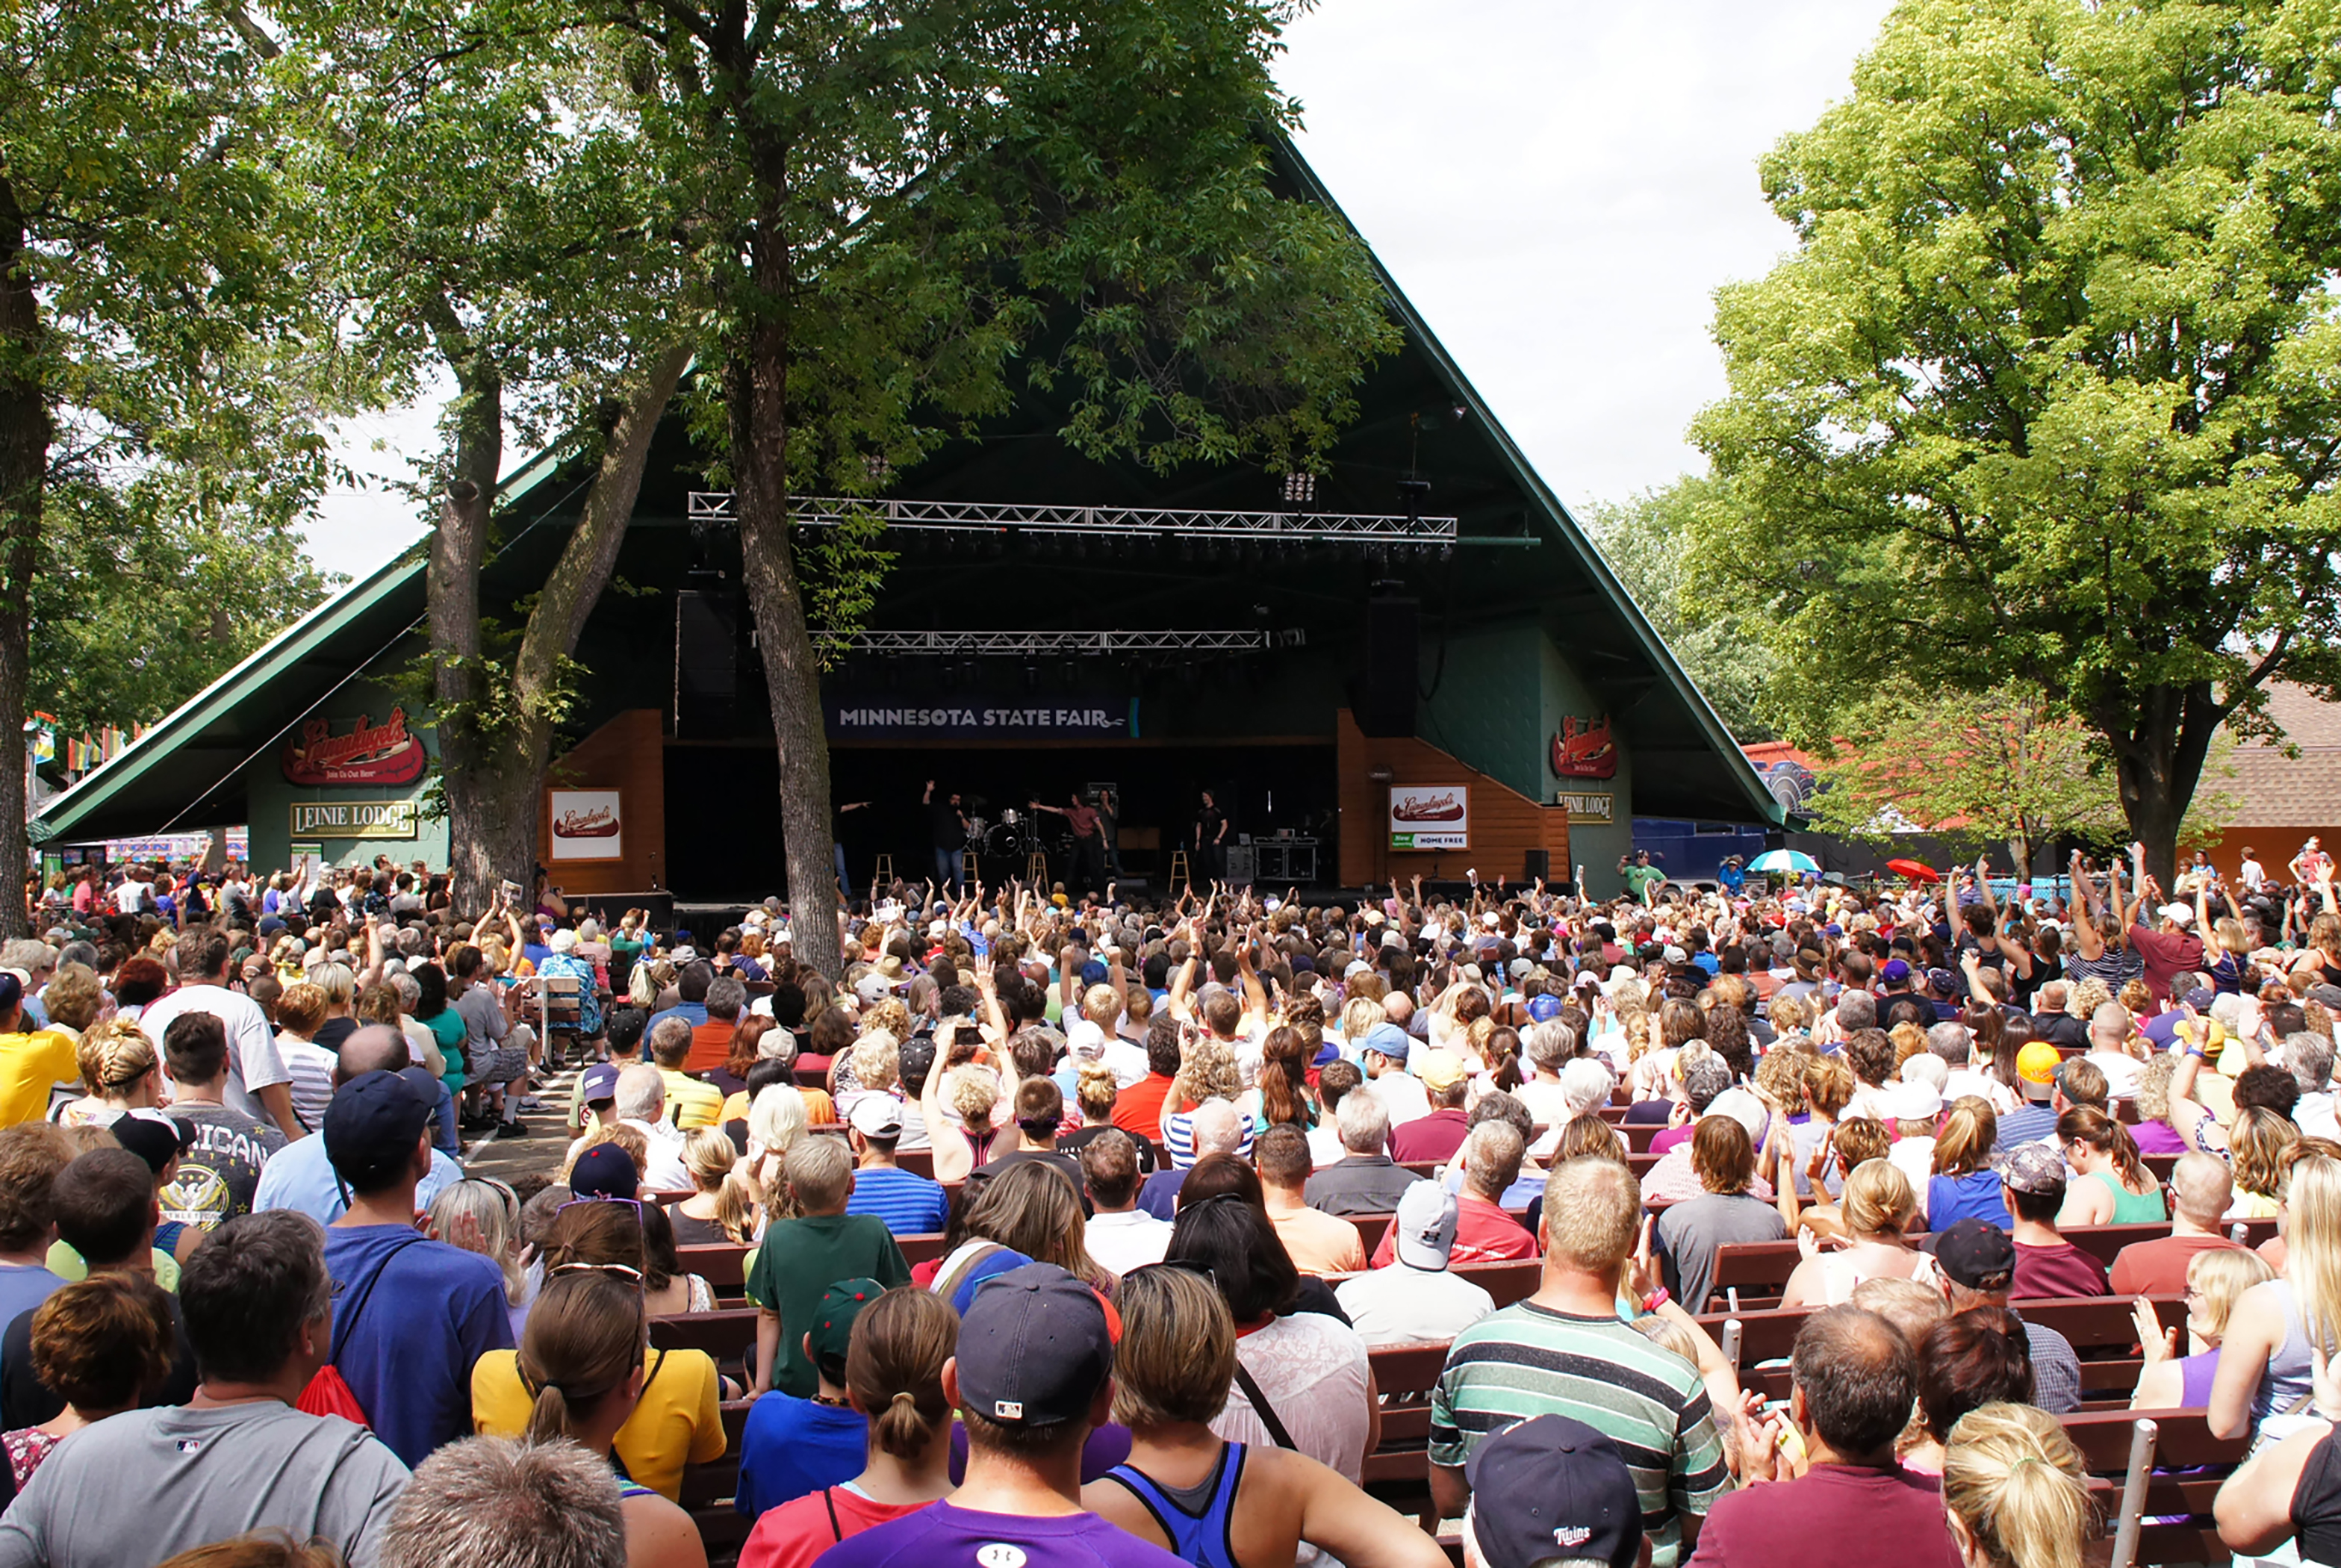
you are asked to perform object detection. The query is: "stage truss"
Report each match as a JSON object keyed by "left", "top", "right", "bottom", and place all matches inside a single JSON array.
[
  {"left": 685, "top": 491, "right": 1455, "bottom": 547},
  {"left": 812, "top": 629, "right": 1293, "bottom": 657}
]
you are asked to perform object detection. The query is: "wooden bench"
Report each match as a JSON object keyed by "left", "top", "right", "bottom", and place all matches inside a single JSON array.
[
  {"left": 1703, "top": 1295, "right": 2189, "bottom": 1409},
  {"left": 680, "top": 1399, "right": 754, "bottom": 1563},
  {"left": 2062, "top": 1407, "right": 2248, "bottom": 1566},
  {"left": 1703, "top": 1220, "right": 2284, "bottom": 1315}
]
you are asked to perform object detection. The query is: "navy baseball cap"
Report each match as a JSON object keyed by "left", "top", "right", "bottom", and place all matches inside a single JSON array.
[
  {"left": 111, "top": 1112, "right": 196, "bottom": 1175},
  {"left": 580, "top": 1063, "right": 621, "bottom": 1106},
  {"left": 1464, "top": 1415, "right": 1644, "bottom": 1568},
  {"left": 323, "top": 1069, "right": 436, "bottom": 1186},
  {"left": 568, "top": 1143, "right": 640, "bottom": 1202},
  {"left": 956, "top": 1263, "right": 1113, "bottom": 1428}
]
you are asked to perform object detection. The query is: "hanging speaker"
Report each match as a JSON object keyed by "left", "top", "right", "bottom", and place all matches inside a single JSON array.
[
  {"left": 674, "top": 590, "right": 737, "bottom": 737},
  {"left": 1357, "top": 595, "right": 1417, "bottom": 737}
]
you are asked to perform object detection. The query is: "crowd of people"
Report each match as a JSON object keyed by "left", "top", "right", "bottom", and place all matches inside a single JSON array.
[{"left": 0, "top": 841, "right": 2339, "bottom": 1566}]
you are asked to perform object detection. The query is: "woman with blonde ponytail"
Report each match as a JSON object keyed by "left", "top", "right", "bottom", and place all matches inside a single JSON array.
[
  {"left": 736, "top": 1286, "right": 958, "bottom": 1568},
  {"left": 2211, "top": 1151, "right": 2341, "bottom": 1441},
  {"left": 501, "top": 1269, "right": 705, "bottom": 1568},
  {"left": 1941, "top": 1402, "right": 2093, "bottom": 1568}
]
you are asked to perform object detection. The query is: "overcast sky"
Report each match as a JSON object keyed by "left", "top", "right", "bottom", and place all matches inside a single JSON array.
[{"left": 297, "top": 0, "right": 1897, "bottom": 581}]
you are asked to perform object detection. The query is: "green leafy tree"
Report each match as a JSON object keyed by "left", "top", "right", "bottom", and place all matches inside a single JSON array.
[
  {"left": 598, "top": 0, "right": 1401, "bottom": 972},
  {"left": 1688, "top": 0, "right": 2341, "bottom": 886},
  {"left": 1798, "top": 683, "right": 2127, "bottom": 874},
  {"left": 1582, "top": 476, "right": 1776, "bottom": 742},
  {"left": 4, "top": 0, "right": 321, "bottom": 933},
  {"left": 33, "top": 467, "right": 338, "bottom": 736},
  {"left": 272, "top": 0, "right": 696, "bottom": 907}
]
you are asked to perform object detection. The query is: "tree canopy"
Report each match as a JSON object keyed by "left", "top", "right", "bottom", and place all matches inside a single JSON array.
[{"left": 1688, "top": 0, "right": 2341, "bottom": 882}]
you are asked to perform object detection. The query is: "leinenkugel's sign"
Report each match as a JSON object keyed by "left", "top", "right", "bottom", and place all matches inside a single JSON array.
[
  {"left": 824, "top": 700, "right": 1134, "bottom": 740},
  {"left": 281, "top": 708, "right": 426, "bottom": 786},
  {"left": 1389, "top": 785, "right": 1468, "bottom": 850}
]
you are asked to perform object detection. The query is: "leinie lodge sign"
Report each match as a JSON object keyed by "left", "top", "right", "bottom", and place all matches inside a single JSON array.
[{"left": 289, "top": 800, "right": 418, "bottom": 839}]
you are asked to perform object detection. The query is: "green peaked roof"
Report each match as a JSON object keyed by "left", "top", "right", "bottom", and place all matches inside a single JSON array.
[{"left": 37, "top": 139, "right": 1784, "bottom": 849}]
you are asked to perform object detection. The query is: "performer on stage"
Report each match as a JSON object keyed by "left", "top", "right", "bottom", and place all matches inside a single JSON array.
[
  {"left": 1194, "top": 789, "right": 1228, "bottom": 888},
  {"left": 1030, "top": 792, "right": 1109, "bottom": 895},
  {"left": 924, "top": 780, "right": 969, "bottom": 891},
  {"left": 1097, "top": 788, "right": 1124, "bottom": 878}
]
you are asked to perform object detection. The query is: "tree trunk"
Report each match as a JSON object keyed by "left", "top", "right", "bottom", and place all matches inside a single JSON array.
[
  {"left": 424, "top": 332, "right": 503, "bottom": 912},
  {"left": 729, "top": 169, "right": 844, "bottom": 978},
  {"left": 2101, "top": 680, "right": 2220, "bottom": 892},
  {"left": 0, "top": 176, "right": 49, "bottom": 940},
  {"left": 430, "top": 341, "right": 691, "bottom": 913}
]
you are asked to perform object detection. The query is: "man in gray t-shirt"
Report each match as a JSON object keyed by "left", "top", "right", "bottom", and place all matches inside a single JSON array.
[{"left": 0, "top": 1211, "right": 409, "bottom": 1568}]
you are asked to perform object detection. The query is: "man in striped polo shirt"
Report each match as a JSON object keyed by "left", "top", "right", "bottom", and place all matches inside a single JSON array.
[
  {"left": 841, "top": 1095, "right": 949, "bottom": 1235},
  {"left": 1429, "top": 1156, "right": 1731, "bottom": 1567}
]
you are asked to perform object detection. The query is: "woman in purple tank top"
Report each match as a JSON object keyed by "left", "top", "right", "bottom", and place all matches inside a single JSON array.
[{"left": 2129, "top": 1246, "right": 2276, "bottom": 1410}]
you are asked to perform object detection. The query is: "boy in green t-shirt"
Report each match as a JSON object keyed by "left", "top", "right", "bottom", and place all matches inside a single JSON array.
[{"left": 745, "top": 1136, "right": 909, "bottom": 1397}]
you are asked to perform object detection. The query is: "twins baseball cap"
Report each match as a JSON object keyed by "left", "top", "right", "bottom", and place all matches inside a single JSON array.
[
  {"left": 955, "top": 1263, "right": 1113, "bottom": 1428},
  {"left": 568, "top": 1143, "right": 640, "bottom": 1202},
  {"left": 1393, "top": 1180, "right": 1458, "bottom": 1269},
  {"left": 1464, "top": 1416, "right": 1644, "bottom": 1568}
]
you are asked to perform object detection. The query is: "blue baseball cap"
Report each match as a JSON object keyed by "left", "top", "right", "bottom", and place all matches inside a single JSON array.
[
  {"left": 580, "top": 1063, "right": 621, "bottom": 1105},
  {"left": 957, "top": 1263, "right": 1113, "bottom": 1428},
  {"left": 1526, "top": 994, "right": 1564, "bottom": 1023},
  {"left": 568, "top": 1142, "right": 639, "bottom": 1202},
  {"left": 323, "top": 1069, "right": 436, "bottom": 1187},
  {"left": 1363, "top": 1021, "right": 1411, "bottom": 1063}
]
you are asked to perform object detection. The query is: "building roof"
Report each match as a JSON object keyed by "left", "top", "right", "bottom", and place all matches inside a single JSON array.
[
  {"left": 2223, "top": 683, "right": 2341, "bottom": 829},
  {"left": 36, "top": 140, "right": 1785, "bottom": 849}
]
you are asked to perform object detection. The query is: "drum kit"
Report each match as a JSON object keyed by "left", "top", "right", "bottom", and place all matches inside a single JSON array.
[{"left": 964, "top": 806, "right": 1028, "bottom": 858}]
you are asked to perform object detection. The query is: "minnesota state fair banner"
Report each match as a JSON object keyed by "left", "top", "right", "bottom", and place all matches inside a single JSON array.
[{"left": 824, "top": 697, "right": 1137, "bottom": 740}]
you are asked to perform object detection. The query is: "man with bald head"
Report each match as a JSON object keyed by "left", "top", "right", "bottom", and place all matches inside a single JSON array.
[
  {"left": 2108, "top": 1152, "right": 2249, "bottom": 1295},
  {"left": 2083, "top": 1001, "right": 2148, "bottom": 1098},
  {"left": 253, "top": 1024, "right": 464, "bottom": 1223},
  {"left": 2030, "top": 980, "right": 2088, "bottom": 1051}
]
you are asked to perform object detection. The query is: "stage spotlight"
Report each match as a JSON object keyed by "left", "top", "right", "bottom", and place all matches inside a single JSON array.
[{"left": 1281, "top": 470, "right": 1316, "bottom": 506}]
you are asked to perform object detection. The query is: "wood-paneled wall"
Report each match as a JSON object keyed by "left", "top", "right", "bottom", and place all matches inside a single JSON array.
[
  {"left": 1335, "top": 709, "right": 1570, "bottom": 889},
  {"left": 540, "top": 708, "right": 667, "bottom": 895}
]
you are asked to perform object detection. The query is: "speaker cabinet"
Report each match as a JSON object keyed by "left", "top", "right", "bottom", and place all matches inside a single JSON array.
[{"left": 1357, "top": 596, "right": 1418, "bottom": 737}]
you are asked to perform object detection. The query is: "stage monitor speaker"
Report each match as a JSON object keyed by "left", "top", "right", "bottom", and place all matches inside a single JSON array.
[
  {"left": 675, "top": 590, "right": 736, "bottom": 737},
  {"left": 1523, "top": 849, "right": 1549, "bottom": 883},
  {"left": 1357, "top": 596, "right": 1418, "bottom": 737}
]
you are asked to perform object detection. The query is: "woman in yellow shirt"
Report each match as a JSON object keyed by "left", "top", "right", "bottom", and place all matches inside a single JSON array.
[
  {"left": 472, "top": 1201, "right": 728, "bottom": 1501},
  {"left": 473, "top": 1265, "right": 707, "bottom": 1567}
]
